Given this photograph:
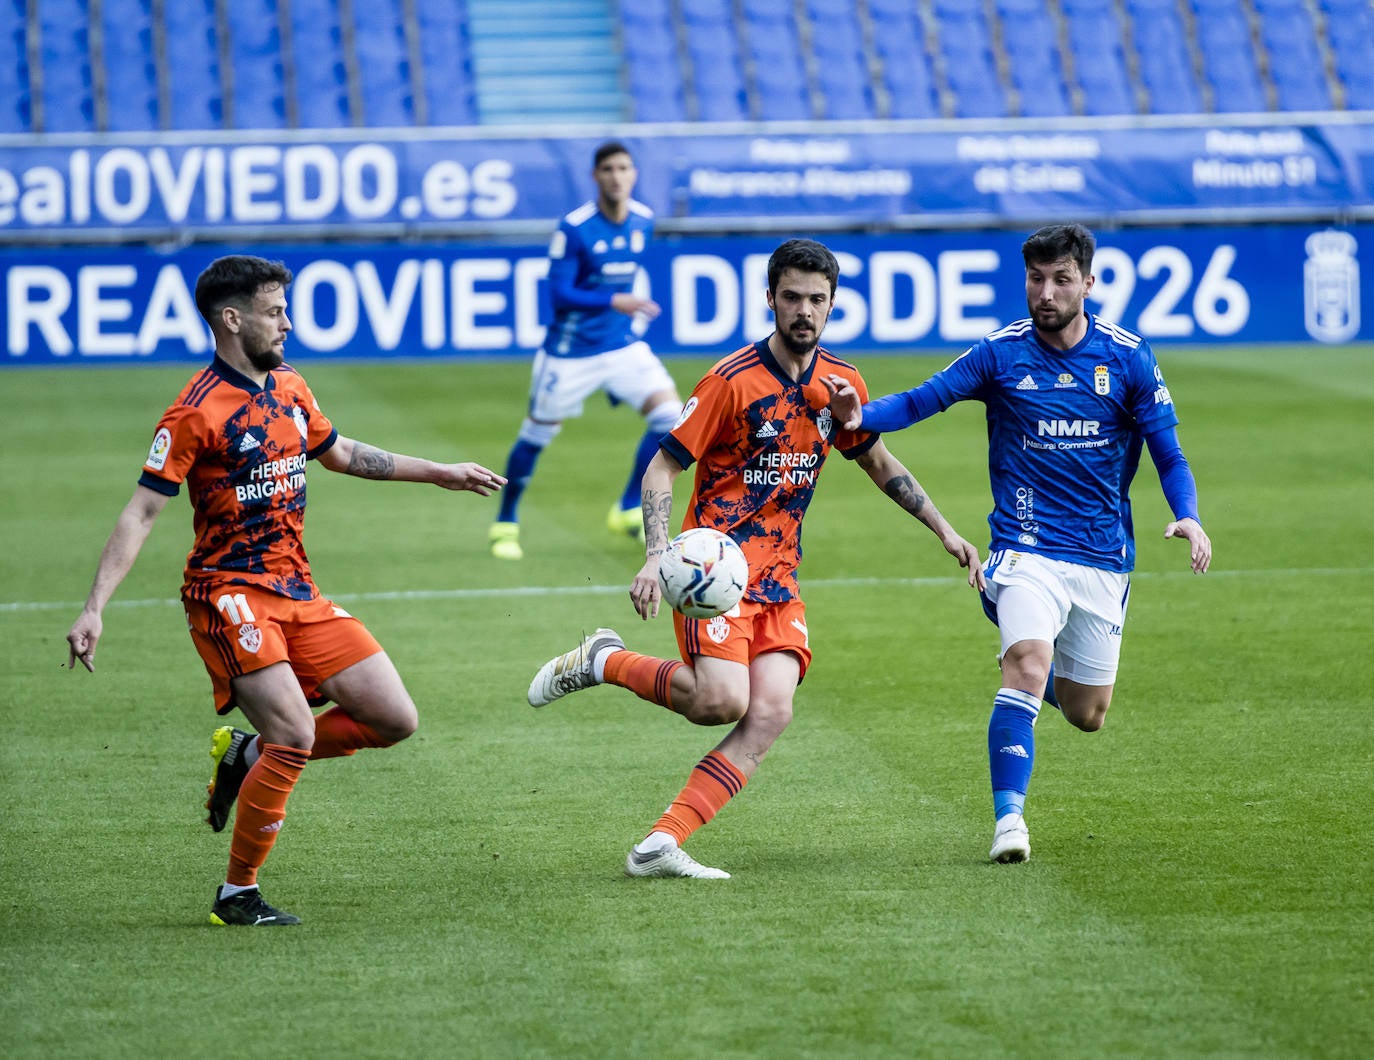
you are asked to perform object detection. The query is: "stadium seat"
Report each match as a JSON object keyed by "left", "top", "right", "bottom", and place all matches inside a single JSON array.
[
  {"left": 100, "top": 0, "right": 159, "bottom": 131},
  {"left": 224, "top": 0, "right": 286, "bottom": 128},
  {"left": 0, "top": 12, "right": 31, "bottom": 132},
  {"left": 681, "top": 0, "right": 733, "bottom": 27},
  {"left": 352, "top": 0, "right": 415, "bottom": 128},
  {"left": 414, "top": 0, "right": 477, "bottom": 126},
  {"left": 1267, "top": 50, "right": 1333, "bottom": 111},
  {"left": 618, "top": 0, "right": 673, "bottom": 30},
  {"left": 1205, "top": 51, "right": 1268, "bottom": 112},
  {"left": 163, "top": 0, "right": 222, "bottom": 129},
  {"left": 288, "top": 0, "right": 350, "bottom": 128}
]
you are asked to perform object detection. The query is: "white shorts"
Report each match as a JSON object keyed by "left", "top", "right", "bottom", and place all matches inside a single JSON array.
[
  {"left": 981, "top": 550, "right": 1131, "bottom": 687},
  {"left": 528, "top": 341, "right": 675, "bottom": 422}
]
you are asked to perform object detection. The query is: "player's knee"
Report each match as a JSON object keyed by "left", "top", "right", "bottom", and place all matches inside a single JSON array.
[
  {"left": 645, "top": 400, "right": 683, "bottom": 434},
  {"left": 517, "top": 418, "right": 561, "bottom": 448},
  {"left": 684, "top": 692, "right": 748, "bottom": 727},
  {"left": 371, "top": 703, "right": 418, "bottom": 744}
]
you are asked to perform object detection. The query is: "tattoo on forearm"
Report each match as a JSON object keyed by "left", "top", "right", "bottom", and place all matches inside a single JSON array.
[
  {"left": 348, "top": 444, "right": 395, "bottom": 480},
  {"left": 643, "top": 489, "right": 673, "bottom": 550},
  {"left": 884, "top": 474, "right": 927, "bottom": 516}
]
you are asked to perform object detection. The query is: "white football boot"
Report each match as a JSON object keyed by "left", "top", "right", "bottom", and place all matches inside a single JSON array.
[
  {"left": 989, "top": 812, "right": 1031, "bottom": 863},
  {"left": 624, "top": 840, "right": 731, "bottom": 880},
  {"left": 527, "top": 628, "right": 623, "bottom": 707}
]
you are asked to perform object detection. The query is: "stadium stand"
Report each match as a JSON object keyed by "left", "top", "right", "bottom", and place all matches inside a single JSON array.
[{"left": 4, "top": 0, "right": 1372, "bottom": 133}]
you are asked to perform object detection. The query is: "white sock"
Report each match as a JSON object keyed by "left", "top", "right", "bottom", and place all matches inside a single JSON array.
[
  {"left": 219, "top": 882, "right": 258, "bottom": 899},
  {"left": 634, "top": 830, "right": 677, "bottom": 855},
  {"left": 591, "top": 644, "right": 620, "bottom": 683}
]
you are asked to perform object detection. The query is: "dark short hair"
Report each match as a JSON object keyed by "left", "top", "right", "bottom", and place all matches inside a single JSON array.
[
  {"left": 593, "top": 140, "right": 633, "bottom": 168},
  {"left": 194, "top": 255, "right": 293, "bottom": 327},
  {"left": 767, "top": 238, "right": 840, "bottom": 296},
  {"left": 1021, "top": 223, "right": 1096, "bottom": 277}
]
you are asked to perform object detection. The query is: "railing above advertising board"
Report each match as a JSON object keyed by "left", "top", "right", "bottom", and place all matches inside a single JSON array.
[{"left": 1, "top": 113, "right": 1371, "bottom": 242}]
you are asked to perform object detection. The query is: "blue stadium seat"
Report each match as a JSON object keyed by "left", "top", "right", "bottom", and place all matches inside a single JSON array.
[
  {"left": 225, "top": 0, "right": 286, "bottom": 128},
  {"left": 0, "top": 10, "right": 32, "bottom": 131},
  {"left": 618, "top": 0, "right": 673, "bottom": 29},
  {"left": 352, "top": 0, "right": 414, "bottom": 127},
  {"left": 163, "top": 0, "right": 222, "bottom": 129},
  {"left": 1205, "top": 51, "right": 1267, "bottom": 112},
  {"left": 623, "top": 19, "right": 677, "bottom": 65},
  {"left": 1268, "top": 51, "right": 1333, "bottom": 111},
  {"left": 100, "top": 0, "right": 158, "bottom": 130},
  {"left": 288, "top": 0, "right": 349, "bottom": 127},
  {"left": 414, "top": 0, "right": 476, "bottom": 126},
  {"left": 816, "top": 54, "right": 875, "bottom": 119},
  {"left": 1139, "top": 54, "right": 1204, "bottom": 114},
  {"left": 682, "top": 0, "right": 733, "bottom": 27},
  {"left": 37, "top": 0, "right": 95, "bottom": 132}
]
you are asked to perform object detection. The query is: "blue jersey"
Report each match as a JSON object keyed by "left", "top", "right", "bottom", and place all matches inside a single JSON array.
[
  {"left": 542, "top": 198, "right": 654, "bottom": 358},
  {"left": 900, "top": 314, "right": 1180, "bottom": 573}
]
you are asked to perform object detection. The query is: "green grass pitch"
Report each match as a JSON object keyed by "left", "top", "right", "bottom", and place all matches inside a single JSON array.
[{"left": 1, "top": 346, "right": 1371, "bottom": 1057}]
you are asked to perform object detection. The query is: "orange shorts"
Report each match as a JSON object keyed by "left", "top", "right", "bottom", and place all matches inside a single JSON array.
[
  {"left": 183, "top": 582, "right": 382, "bottom": 714},
  {"left": 673, "top": 596, "right": 811, "bottom": 681}
]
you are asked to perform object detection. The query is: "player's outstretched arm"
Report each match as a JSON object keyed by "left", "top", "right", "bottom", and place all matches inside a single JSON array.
[
  {"left": 1165, "top": 517, "right": 1212, "bottom": 575},
  {"left": 821, "top": 375, "right": 864, "bottom": 431},
  {"left": 855, "top": 441, "right": 985, "bottom": 590},
  {"left": 319, "top": 436, "right": 506, "bottom": 495},
  {"left": 67, "top": 485, "right": 170, "bottom": 672},
  {"left": 630, "top": 450, "right": 683, "bottom": 620}
]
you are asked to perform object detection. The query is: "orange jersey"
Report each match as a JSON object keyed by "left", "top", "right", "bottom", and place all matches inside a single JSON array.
[
  {"left": 138, "top": 357, "right": 338, "bottom": 600},
  {"left": 661, "top": 340, "right": 876, "bottom": 603}
]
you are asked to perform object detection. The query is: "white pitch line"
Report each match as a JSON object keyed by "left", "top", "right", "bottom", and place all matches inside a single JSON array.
[{"left": 2, "top": 566, "right": 1368, "bottom": 615}]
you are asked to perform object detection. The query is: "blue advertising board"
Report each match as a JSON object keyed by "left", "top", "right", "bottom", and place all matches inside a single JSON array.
[
  {"left": 1, "top": 118, "right": 1371, "bottom": 238},
  {"left": 2, "top": 224, "right": 1367, "bottom": 366}
]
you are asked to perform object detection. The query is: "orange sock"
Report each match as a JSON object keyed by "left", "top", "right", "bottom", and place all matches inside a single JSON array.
[
  {"left": 226, "top": 743, "right": 309, "bottom": 886},
  {"left": 603, "top": 650, "right": 686, "bottom": 711},
  {"left": 650, "top": 751, "right": 747, "bottom": 847},
  {"left": 312, "top": 706, "right": 390, "bottom": 760}
]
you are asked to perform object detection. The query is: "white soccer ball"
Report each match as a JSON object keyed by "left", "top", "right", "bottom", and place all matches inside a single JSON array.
[{"left": 657, "top": 527, "right": 749, "bottom": 619}]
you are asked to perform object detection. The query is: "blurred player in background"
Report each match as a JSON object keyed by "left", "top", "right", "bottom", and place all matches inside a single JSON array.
[
  {"left": 66, "top": 255, "right": 504, "bottom": 926},
  {"left": 526, "top": 239, "right": 984, "bottom": 878},
  {"left": 825, "top": 222, "right": 1211, "bottom": 864},
  {"left": 489, "top": 140, "right": 683, "bottom": 559}
]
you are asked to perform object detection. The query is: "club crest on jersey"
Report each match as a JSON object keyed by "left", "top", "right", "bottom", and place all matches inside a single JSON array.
[
  {"left": 146, "top": 427, "right": 172, "bottom": 471},
  {"left": 1094, "top": 366, "right": 1111, "bottom": 395},
  {"left": 707, "top": 616, "right": 731, "bottom": 644},
  {"left": 238, "top": 623, "right": 262, "bottom": 654},
  {"left": 816, "top": 407, "right": 833, "bottom": 439}
]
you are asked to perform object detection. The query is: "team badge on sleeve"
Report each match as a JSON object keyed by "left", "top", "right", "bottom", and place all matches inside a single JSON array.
[
  {"left": 1093, "top": 365, "right": 1111, "bottom": 395},
  {"left": 146, "top": 427, "right": 172, "bottom": 471}
]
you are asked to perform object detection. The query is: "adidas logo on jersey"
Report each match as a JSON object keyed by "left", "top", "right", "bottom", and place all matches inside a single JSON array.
[
  {"left": 999, "top": 744, "right": 1030, "bottom": 758},
  {"left": 238, "top": 433, "right": 261, "bottom": 453},
  {"left": 755, "top": 420, "right": 779, "bottom": 440},
  {"left": 1015, "top": 375, "right": 1038, "bottom": 391}
]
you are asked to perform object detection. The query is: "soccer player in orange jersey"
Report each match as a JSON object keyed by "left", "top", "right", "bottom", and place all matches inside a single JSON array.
[
  {"left": 65, "top": 255, "right": 505, "bottom": 926},
  {"left": 527, "top": 239, "right": 986, "bottom": 878}
]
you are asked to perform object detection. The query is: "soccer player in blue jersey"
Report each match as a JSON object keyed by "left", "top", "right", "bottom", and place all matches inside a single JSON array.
[
  {"left": 824, "top": 223, "right": 1212, "bottom": 864},
  {"left": 489, "top": 141, "right": 683, "bottom": 559}
]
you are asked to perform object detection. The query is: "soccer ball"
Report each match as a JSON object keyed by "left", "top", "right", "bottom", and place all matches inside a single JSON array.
[{"left": 657, "top": 527, "right": 749, "bottom": 619}]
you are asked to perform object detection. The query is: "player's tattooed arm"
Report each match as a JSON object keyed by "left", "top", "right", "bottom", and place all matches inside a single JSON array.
[
  {"left": 857, "top": 449, "right": 927, "bottom": 517},
  {"left": 881, "top": 472, "right": 927, "bottom": 517},
  {"left": 346, "top": 443, "right": 396, "bottom": 479},
  {"left": 642, "top": 488, "right": 674, "bottom": 553}
]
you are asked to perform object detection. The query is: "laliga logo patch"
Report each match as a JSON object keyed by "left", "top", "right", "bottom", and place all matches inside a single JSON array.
[
  {"left": 673, "top": 397, "right": 697, "bottom": 430},
  {"left": 238, "top": 623, "right": 262, "bottom": 654},
  {"left": 707, "top": 616, "right": 730, "bottom": 644},
  {"left": 146, "top": 427, "right": 172, "bottom": 471},
  {"left": 631, "top": 230, "right": 645, "bottom": 253},
  {"left": 292, "top": 406, "right": 309, "bottom": 438},
  {"left": 1094, "top": 366, "right": 1111, "bottom": 395}
]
